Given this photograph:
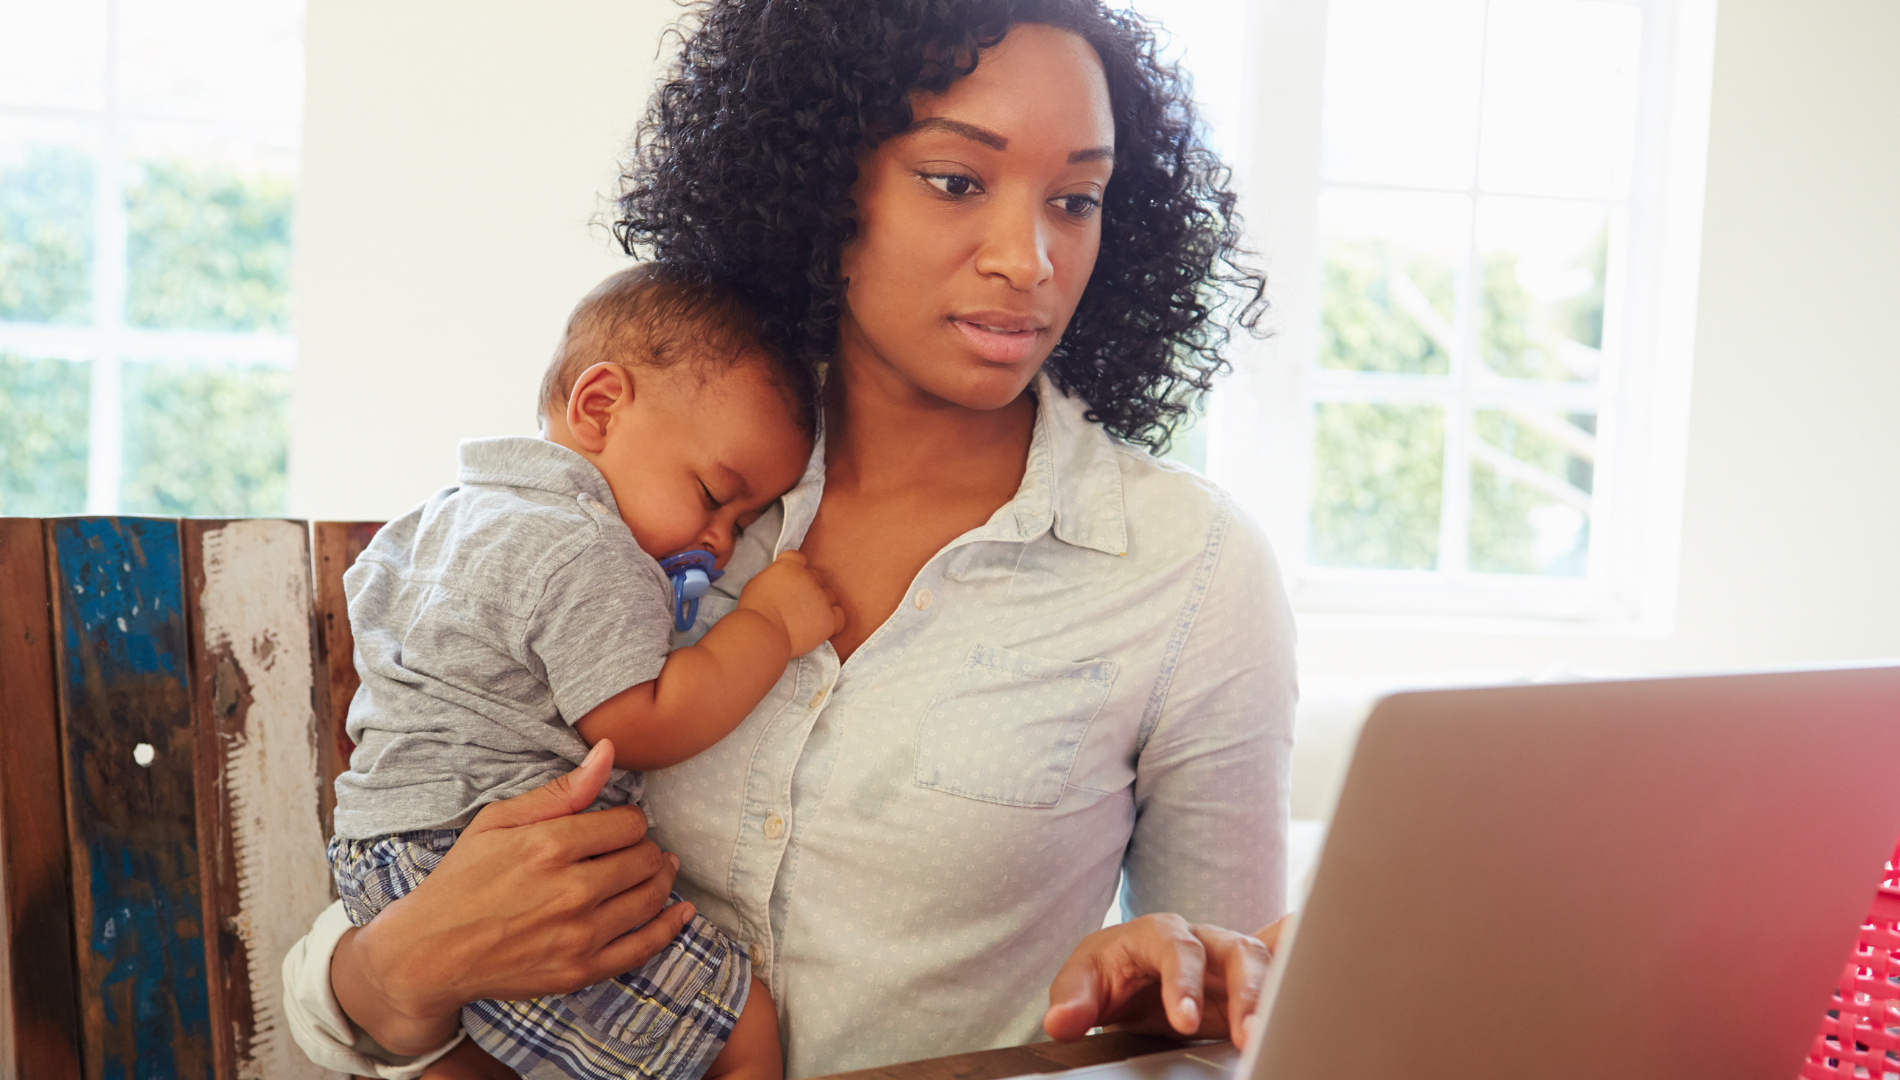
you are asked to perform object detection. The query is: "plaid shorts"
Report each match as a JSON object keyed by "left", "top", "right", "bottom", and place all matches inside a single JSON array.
[{"left": 329, "top": 830, "right": 751, "bottom": 1080}]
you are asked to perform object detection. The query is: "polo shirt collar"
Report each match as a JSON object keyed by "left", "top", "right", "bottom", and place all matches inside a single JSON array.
[{"left": 456, "top": 436, "right": 621, "bottom": 512}]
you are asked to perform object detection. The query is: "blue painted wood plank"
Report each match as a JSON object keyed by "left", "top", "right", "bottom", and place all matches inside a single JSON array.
[{"left": 48, "top": 517, "right": 213, "bottom": 1080}]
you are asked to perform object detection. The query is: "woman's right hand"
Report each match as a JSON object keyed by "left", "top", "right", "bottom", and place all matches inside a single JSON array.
[{"left": 330, "top": 740, "right": 694, "bottom": 1055}]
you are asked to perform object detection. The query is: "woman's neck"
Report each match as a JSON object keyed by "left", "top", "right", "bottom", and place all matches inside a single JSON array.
[{"left": 822, "top": 358, "right": 1038, "bottom": 501}]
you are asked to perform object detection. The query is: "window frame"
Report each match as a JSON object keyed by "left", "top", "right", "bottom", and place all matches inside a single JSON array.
[{"left": 1202, "top": 0, "right": 1718, "bottom": 631}]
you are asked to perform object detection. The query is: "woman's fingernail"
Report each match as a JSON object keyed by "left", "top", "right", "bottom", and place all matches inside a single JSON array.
[
  {"left": 1180, "top": 996, "right": 1200, "bottom": 1029},
  {"left": 583, "top": 742, "right": 606, "bottom": 767},
  {"left": 668, "top": 852, "right": 681, "bottom": 868}
]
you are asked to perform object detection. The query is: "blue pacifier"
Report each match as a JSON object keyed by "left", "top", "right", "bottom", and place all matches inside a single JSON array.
[{"left": 659, "top": 549, "right": 725, "bottom": 632}]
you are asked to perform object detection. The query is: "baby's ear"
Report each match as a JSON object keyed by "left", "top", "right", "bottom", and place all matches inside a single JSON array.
[{"left": 565, "top": 362, "right": 634, "bottom": 451}]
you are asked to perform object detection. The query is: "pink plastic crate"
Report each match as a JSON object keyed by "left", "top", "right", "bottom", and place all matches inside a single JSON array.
[{"left": 1804, "top": 841, "right": 1900, "bottom": 1079}]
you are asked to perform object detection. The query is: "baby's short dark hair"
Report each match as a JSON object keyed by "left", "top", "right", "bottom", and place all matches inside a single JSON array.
[{"left": 538, "top": 264, "right": 814, "bottom": 435}]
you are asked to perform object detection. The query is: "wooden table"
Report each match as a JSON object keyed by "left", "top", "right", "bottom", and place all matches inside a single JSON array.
[{"left": 814, "top": 1032, "right": 1197, "bottom": 1080}]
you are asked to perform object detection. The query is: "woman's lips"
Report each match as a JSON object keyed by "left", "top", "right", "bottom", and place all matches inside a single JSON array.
[{"left": 952, "top": 318, "right": 1042, "bottom": 364}]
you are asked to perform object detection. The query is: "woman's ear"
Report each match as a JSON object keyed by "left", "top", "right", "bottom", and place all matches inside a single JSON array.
[{"left": 565, "top": 362, "right": 634, "bottom": 453}]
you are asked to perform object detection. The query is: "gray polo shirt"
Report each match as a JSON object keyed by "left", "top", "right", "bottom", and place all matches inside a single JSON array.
[{"left": 331, "top": 437, "right": 674, "bottom": 840}]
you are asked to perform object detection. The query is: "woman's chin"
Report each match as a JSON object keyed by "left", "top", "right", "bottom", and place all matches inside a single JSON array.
[{"left": 937, "top": 362, "right": 1043, "bottom": 413}]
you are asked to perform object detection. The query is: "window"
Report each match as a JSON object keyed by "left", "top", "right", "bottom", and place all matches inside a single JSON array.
[
  {"left": 0, "top": 0, "right": 304, "bottom": 517},
  {"left": 1139, "top": 0, "right": 1716, "bottom": 627}
]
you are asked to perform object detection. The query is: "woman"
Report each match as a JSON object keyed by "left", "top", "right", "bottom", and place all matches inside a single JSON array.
[{"left": 285, "top": 2, "right": 1295, "bottom": 1076}]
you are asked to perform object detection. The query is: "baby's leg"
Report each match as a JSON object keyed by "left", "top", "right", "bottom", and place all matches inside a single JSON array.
[
  {"left": 701, "top": 979, "right": 782, "bottom": 1080},
  {"left": 419, "top": 1038, "right": 518, "bottom": 1080}
]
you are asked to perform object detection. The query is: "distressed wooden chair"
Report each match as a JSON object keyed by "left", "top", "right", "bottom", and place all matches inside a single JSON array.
[{"left": 0, "top": 517, "right": 375, "bottom": 1080}]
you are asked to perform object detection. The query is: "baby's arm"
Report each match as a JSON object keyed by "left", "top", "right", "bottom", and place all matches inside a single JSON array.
[{"left": 576, "top": 551, "right": 843, "bottom": 771}]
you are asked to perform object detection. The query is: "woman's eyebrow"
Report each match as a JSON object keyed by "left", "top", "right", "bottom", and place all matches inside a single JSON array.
[
  {"left": 908, "top": 116, "right": 1113, "bottom": 165},
  {"left": 909, "top": 116, "right": 1008, "bottom": 150}
]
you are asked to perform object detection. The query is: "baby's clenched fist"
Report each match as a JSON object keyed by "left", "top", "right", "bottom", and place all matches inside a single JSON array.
[{"left": 737, "top": 550, "right": 845, "bottom": 657}]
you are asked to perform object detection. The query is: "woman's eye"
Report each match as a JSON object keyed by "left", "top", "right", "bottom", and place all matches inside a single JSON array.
[
  {"left": 1055, "top": 193, "right": 1101, "bottom": 218},
  {"left": 922, "top": 173, "right": 979, "bottom": 197}
]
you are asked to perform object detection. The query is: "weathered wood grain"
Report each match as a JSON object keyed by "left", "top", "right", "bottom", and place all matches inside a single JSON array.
[
  {"left": 47, "top": 516, "right": 213, "bottom": 1080},
  {"left": 185, "top": 520, "right": 337, "bottom": 1080},
  {"left": 0, "top": 519, "right": 83, "bottom": 1079},
  {"left": 309, "top": 522, "right": 379, "bottom": 839},
  {"left": 810, "top": 1032, "right": 1193, "bottom": 1080}
]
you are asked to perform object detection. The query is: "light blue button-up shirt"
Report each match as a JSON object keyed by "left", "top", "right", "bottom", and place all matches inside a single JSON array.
[{"left": 647, "top": 375, "right": 1297, "bottom": 1076}]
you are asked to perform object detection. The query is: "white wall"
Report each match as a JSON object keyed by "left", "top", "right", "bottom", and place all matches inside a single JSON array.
[
  {"left": 290, "top": 0, "right": 678, "bottom": 520},
  {"left": 293, "top": 0, "right": 1899, "bottom": 675}
]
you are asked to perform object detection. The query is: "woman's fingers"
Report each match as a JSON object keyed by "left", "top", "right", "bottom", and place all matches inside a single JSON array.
[
  {"left": 1043, "top": 935, "right": 1113, "bottom": 1042},
  {"left": 580, "top": 846, "right": 680, "bottom": 937},
  {"left": 1193, "top": 924, "right": 1274, "bottom": 1046},
  {"left": 1042, "top": 915, "right": 1208, "bottom": 1041},
  {"left": 570, "top": 835, "right": 672, "bottom": 905},
  {"left": 589, "top": 894, "right": 698, "bottom": 981},
  {"left": 1148, "top": 917, "right": 1207, "bottom": 1036},
  {"left": 464, "top": 740, "right": 615, "bottom": 836},
  {"left": 532, "top": 804, "right": 650, "bottom": 862},
  {"left": 1042, "top": 914, "right": 1287, "bottom": 1047}
]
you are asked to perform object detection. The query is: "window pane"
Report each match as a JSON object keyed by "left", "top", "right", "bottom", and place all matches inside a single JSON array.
[
  {"left": 0, "top": 0, "right": 107, "bottom": 110},
  {"left": 1321, "top": 0, "right": 1487, "bottom": 189},
  {"left": 125, "top": 146, "right": 294, "bottom": 332},
  {"left": 117, "top": 0, "right": 305, "bottom": 126},
  {"left": 1469, "top": 408, "right": 1594, "bottom": 575},
  {"left": 1479, "top": 0, "right": 1644, "bottom": 199},
  {"left": 0, "top": 132, "right": 94, "bottom": 325},
  {"left": 1319, "top": 190, "right": 1467, "bottom": 375},
  {"left": 120, "top": 361, "right": 289, "bottom": 516},
  {"left": 0, "top": 352, "right": 89, "bottom": 514},
  {"left": 1310, "top": 401, "right": 1445, "bottom": 570},
  {"left": 1478, "top": 196, "right": 1610, "bottom": 383}
]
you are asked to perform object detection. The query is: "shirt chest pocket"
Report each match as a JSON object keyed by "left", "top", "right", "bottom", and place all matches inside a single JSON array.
[{"left": 913, "top": 643, "right": 1119, "bottom": 808}]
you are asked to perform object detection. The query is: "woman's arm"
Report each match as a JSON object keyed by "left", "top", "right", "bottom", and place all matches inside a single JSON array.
[
  {"left": 1044, "top": 502, "right": 1299, "bottom": 1045},
  {"left": 291, "top": 742, "right": 693, "bottom": 1060}
]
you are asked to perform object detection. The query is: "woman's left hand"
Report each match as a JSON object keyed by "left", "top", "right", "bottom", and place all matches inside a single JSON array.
[{"left": 1042, "top": 913, "right": 1293, "bottom": 1049}]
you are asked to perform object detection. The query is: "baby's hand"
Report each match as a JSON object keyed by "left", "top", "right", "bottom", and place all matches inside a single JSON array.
[{"left": 738, "top": 551, "right": 845, "bottom": 657}]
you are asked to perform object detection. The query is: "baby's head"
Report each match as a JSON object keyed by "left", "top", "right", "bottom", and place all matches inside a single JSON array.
[{"left": 541, "top": 265, "right": 814, "bottom": 567}]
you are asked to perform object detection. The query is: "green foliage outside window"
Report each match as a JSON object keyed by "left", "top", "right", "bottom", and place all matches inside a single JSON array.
[
  {"left": 127, "top": 159, "right": 295, "bottom": 333},
  {"left": 1480, "top": 229, "right": 1607, "bottom": 382},
  {"left": 1310, "top": 401, "right": 1445, "bottom": 570},
  {"left": 121, "top": 361, "right": 290, "bottom": 516},
  {"left": 1468, "top": 410, "right": 1595, "bottom": 576},
  {"left": 0, "top": 147, "right": 93, "bottom": 324},
  {"left": 0, "top": 353, "right": 90, "bottom": 514},
  {"left": 1319, "top": 241, "right": 1455, "bottom": 375}
]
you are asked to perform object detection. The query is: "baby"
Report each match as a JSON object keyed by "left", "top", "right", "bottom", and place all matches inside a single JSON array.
[{"left": 328, "top": 265, "right": 839, "bottom": 1080}]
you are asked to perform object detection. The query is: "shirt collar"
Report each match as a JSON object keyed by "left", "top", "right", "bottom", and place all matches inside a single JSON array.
[
  {"left": 775, "top": 371, "right": 1128, "bottom": 557},
  {"left": 455, "top": 436, "right": 620, "bottom": 512}
]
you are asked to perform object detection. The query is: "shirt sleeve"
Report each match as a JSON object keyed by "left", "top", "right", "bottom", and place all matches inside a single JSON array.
[
  {"left": 1120, "top": 500, "right": 1298, "bottom": 930},
  {"left": 281, "top": 900, "right": 466, "bottom": 1078},
  {"left": 526, "top": 529, "right": 677, "bottom": 724}
]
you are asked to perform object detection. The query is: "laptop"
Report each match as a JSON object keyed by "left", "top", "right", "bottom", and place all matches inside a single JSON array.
[{"left": 1056, "top": 666, "right": 1900, "bottom": 1080}]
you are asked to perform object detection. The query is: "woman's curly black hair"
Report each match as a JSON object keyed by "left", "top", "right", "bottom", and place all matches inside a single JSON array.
[{"left": 615, "top": 0, "right": 1267, "bottom": 451}]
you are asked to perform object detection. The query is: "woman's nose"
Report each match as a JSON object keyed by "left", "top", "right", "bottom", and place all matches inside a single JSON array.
[{"left": 973, "top": 195, "right": 1054, "bottom": 291}]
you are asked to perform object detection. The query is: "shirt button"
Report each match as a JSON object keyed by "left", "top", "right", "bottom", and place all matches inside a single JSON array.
[
  {"left": 749, "top": 942, "right": 765, "bottom": 966},
  {"left": 914, "top": 588, "right": 934, "bottom": 610},
  {"left": 763, "top": 813, "right": 785, "bottom": 839},
  {"left": 807, "top": 688, "right": 825, "bottom": 709}
]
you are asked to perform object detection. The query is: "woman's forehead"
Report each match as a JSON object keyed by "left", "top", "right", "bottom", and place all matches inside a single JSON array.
[{"left": 907, "top": 23, "right": 1114, "bottom": 153}]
